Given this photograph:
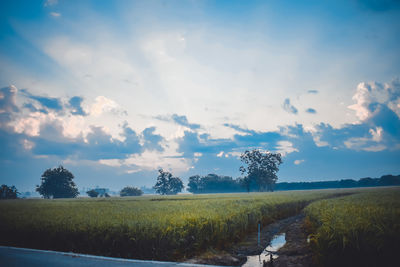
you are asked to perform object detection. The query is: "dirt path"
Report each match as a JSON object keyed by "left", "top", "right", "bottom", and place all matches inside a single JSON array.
[{"left": 185, "top": 214, "right": 311, "bottom": 266}]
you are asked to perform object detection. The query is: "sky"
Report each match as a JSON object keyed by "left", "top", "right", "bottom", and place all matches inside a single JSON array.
[{"left": 0, "top": 0, "right": 400, "bottom": 192}]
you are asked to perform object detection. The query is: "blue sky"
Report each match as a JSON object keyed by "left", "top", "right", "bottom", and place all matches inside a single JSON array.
[{"left": 1, "top": 0, "right": 400, "bottom": 191}]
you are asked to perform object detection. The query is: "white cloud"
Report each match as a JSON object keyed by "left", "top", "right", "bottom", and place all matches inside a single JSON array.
[
  {"left": 369, "top": 127, "right": 383, "bottom": 142},
  {"left": 44, "top": 0, "right": 58, "bottom": 7},
  {"left": 275, "top": 141, "right": 298, "bottom": 156},
  {"left": 348, "top": 80, "right": 400, "bottom": 121},
  {"left": 98, "top": 159, "right": 122, "bottom": 167},
  {"left": 194, "top": 152, "right": 202, "bottom": 157},
  {"left": 226, "top": 151, "right": 242, "bottom": 158},
  {"left": 50, "top": 12, "right": 61, "bottom": 18},
  {"left": 362, "top": 145, "right": 386, "bottom": 152},
  {"left": 22, "top": 139, "right": 34, "bottom": 150},
  {"left": 13, "top": 111, "right": 51, "bottom": 136},
  {"left": 294, "top": 159, "right": 305, "bottom": 165},
  {"left": 124, "top": 150, "right": 191, "bottom": 174},
  {"left": 90, "top": 96, "right": 123, "bottom": 116}
]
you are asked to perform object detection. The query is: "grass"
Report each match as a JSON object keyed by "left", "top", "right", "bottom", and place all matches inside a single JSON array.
[
  {"left": 305, "top": 187, "right": 400, "bottom": 267},
  {"left": 0, "top": 190, "right": 348, "bottom": 261}
]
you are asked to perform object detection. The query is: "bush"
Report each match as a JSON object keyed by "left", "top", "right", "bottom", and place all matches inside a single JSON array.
[
  {"left": 86, "top": 189, "right": 99, "bottom": 198},
  {"left": 120, "top": 186, "right": 143, "bottom": 197}
]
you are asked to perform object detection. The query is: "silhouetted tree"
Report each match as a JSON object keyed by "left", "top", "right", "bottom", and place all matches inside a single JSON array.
[
  {"left": 239, "top": 176, "right": 251, "bottom": 193},
  {"left": 187, "top": 175, "right": 201, "bottom": 193},
  {"left": 153, "top": 169, "right": 184, "bottom": 195},
  {"left": 358, "top": 177, "right": 377, "bottom": 187},
  {"left": 120, "top": 186, "right": 143, "bottom": 197},
  {"left": 86, "top": 189, "right": 99, "bottom": 198},
  {"left": 240, "top": 149, "right": 282, "bottom": 192},
  {"left": 379, "top": 175, "right": 400, "bottom": 186},
  {"left": 188, "top": 174, "right": 244, "bottom": 194},
  {"left": 0, "top": 184, "right": 19, "bottom": 199},
  {"left": 36, "top": 166, "right": 79, "bottom": 199}
]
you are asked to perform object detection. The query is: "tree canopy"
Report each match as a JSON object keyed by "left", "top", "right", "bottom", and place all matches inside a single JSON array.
[
  {"left": 153, "top": 169, "right": 184, "bottom": 195},
  {"left": 36, "top": 166, "right": 79, "bottom": 199},
  {"left": 187, "top": 174, "right": 243, "bottom": 193},
  {"left": 0, "top": 184, "right": 19, "bottom": 199},
  {"left": 120, "top": 186, "right": 143, "bottom": 197},
  {"left": 240, "top": 149, "right": 282, "bottom": 192}
]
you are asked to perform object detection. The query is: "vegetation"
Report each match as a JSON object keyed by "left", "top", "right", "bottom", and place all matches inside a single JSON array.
[
  {"left": 153, "top": 169, "right": 184, "bottom": 195},
  {"left": 188, "top": 174, "right": 400, "bottom": 194},
  {"left": 86, "top": 189, "right": 99, "bottom": 198},
  {"left": 120, "top": 186, "right": 143, "bottom": 197},
  {"left": 0, "top": 189, "right": 345, "bottom": 261},
  {"left": 0, "top": 184, "right": 19, "bottom": 199},
  {"left": 305, "top": 187, "right": 400, "bottom": 267},
  {"left": 187, "top": 174, "right": 243, "bottom": 193},
  {"left": 240, "top": 149, "right": 282, "bottom": 192},
  {"left": 276, "top": 174, "right": 400, "bottom": 191},
  {"left": 36, "top": 166, "right": 79, "bottom": 199}
]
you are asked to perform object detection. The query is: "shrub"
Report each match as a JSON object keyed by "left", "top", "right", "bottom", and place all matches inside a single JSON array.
[
  {"left": 86, "top": 189, "right": 99, "bottom": 198},
  {"left": 120, "top": 186, "right": 143, "bottom": 197}
]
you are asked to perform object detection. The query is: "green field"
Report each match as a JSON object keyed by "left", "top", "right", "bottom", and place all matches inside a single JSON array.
[
  {"left": 305, "top": 187, "right": 400, "bottom": 267},
  {"left": 0, "top": 190, "right": 348, "bottom": 261},
  {"left": 0, "top": 187, "right": 399, "bottom": 265}
]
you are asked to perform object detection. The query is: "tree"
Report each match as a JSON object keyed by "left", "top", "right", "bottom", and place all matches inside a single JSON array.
[
  {"left": 240, "top": 149, "right": 282, "bottom": 192},
  {"left": 187, "top": 175, "right": 201, "bottom": 193},
  {"left": 239, "top": 176, "right": 251, "bottom": 193},
  {"left": 120, "top": 186, "right": 143, "bottom": 197},
  {"left": 86, "top": 189, "right": 99, "bottom": 198},
  {"left": 0, "top": 184, "right": 19, "bottom": 199},
  {"left": 36, "top": 166, "right": 79, "bottom": 199},
  {"left": 153, "top": 169, "right": 184, "bottom": 195}
]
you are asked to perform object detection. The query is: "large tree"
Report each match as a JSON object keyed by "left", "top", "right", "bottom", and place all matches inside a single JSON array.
[
  {"left": 36, "top": 166, "right": 79, "bottom": 199},
  {"left": 240, "top": 149, "right": 282, "bottom": 192},
  {"left": 0, "top": 184, "right": 19, "bottom": 199},
  {"left": 153, "top": 169, "right": 184, "bottom": 195}
]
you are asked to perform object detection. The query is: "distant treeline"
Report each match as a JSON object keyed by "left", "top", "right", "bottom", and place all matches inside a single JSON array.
[{"left": 187, "top": 174, "right": 400, "bottom": 193}]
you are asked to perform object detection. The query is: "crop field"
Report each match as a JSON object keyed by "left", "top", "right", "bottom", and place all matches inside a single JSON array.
[
  {"left": 0, "top": 189, "right": 349, "bottom": 261},
  {"left": 305, "top": 187, "right": 400, "bottom": 267}
]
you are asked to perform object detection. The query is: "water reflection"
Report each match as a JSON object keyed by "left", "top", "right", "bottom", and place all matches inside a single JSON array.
[{"left": 242, "top": 233, "right": 286, "bottom": 267}]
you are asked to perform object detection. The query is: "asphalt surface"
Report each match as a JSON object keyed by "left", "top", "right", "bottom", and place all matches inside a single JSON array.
[{"left": 0, "top": 246, "right": 221, "bottom": 267}]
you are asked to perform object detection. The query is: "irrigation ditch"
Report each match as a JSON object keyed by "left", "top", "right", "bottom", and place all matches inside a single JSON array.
[
  {"left": 184, "top": 192, "right": 355, "bottom": 266},
  {"left": 184, "top": 213, "right": 312, "bottom": 266}
]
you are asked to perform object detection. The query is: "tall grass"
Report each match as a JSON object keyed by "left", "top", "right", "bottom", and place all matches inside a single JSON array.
[
  {"left": 305, "top": 187, "right": 400, "bottom": 267},
  {"left": 0, "top": 190, "right": 344, "bottom": 261}
]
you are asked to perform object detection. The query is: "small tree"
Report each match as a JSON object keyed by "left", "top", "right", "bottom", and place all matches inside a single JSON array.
[
  {"left": 86, "top": 189, "right": 99, "bottom": 198},
  {"left": 153, "top": 169, "right": 184, "bottom": 195},
  {"left": 120, "top": 186, "right": 143, "bottom": 197},
  {"left": 0, "top": 184, "right": 19, "bottom": 199},
  {"left": 36, "top": 166, "right": 79, "bottom": 199},
  {"left": 240, "top": 149, "right": 282, "bottom": 192}
]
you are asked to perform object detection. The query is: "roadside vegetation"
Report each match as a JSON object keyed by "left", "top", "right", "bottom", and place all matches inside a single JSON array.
[
  {"left": 305, "top": 187, "right": 400, "bottom": 267},
  {"left": 0, "top": 189, "right": 347, "bottom": 261}
]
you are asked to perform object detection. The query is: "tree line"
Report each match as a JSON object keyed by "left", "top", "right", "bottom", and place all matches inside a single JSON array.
[{"left": 1, "top": 149, "right": 399, "bottom": 199}]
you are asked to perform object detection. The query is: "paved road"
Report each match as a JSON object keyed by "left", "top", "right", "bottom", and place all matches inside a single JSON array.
[{"left": 0, "top": 246, "right": 221, "bottom": 267}]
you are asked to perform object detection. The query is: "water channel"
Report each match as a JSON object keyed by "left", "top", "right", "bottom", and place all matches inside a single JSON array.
[{"left": 242, "top": 233, "right": 286, "bottom": 266}]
